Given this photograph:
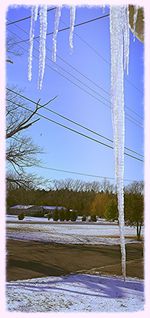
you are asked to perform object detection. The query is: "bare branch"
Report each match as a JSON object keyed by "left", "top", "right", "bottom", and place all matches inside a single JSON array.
[
  {"left": 6, "top": 59, "right": 13, "bottom": 64},
  {"left": 43, "top": 95, "right": 58, "bottom": 107},
  {"left": 6, "top": 87, "right": 56, "bottom": 187},
  {"left": 6, "top": 117, "right": 40, "bottom": 139}
]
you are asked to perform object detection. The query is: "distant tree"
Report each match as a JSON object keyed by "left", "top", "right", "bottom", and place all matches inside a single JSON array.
[
  {"left": 71, "top": 211, "right": 77, "bottom": 222},
  {"left": 47, "top": 212, "right": 53, "bottom": 220},
  {"left": 18, "top": 212, "right": 25, "bottom": 220},
  {"left": 59, "top": 209, "right": 65, "bottom": 221},
  {"left": 53, "top": 209, "right": 59, "bottom": 221},
  {"left": 100, "top": 179, "right": 114, "bottom": 193},
  {"left": 90, "top": 215, "right": 97, "bottom": 222},
  {"left": 82, "top": 215, "right": 86, "bottom": 222},
  {"left": 104, "top": 198, "right": 118, "bottom": 221},
  {"left": 91, "top": 192, "right": 112, "bottom": 217},
  {"left": 65, "top": 209, "right": 71, "bottom": 221},
  {"left": 125, "top": 181, "right": 144, "bottom": 240}
]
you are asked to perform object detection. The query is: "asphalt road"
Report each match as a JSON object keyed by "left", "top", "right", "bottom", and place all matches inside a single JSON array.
[{"left": 7, "top": 240, "right": 144, "bottom": 281}]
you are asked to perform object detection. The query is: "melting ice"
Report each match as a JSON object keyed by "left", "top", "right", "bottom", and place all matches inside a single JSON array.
[
  {"left": 110, "top": 6, "right": 130, "bottom": 279},
  {"left": 69, "top": 6, "right": 76, "bottom": 50},
  {"left": 38, "top": 6, "right": 47, "bottom": 90},
  {"left": 52, "top": 7, "right": 62, "bottom": 62},
  {"left": 28, "top": 6, "right": 39, "bottom": 81}
]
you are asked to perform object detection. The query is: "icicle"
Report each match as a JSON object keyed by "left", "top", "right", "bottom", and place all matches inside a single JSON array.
[
  {"left": 52, "top": 6, "right": 62, "bottom": 62},
  {"left": 133, "top": 6, "right": 139, "bottom": 41},
  {"left": 124, "top": 6, "right": 130, "bottom": 74},
  {"left": 38, "top": 5, "right": 47, "bottom": 90},
  {"left": 34, "top": 5, "right": 38, "bottom": 21},
  {"left": 28, "top": 6, "right": 39, "bottom": 81},
  {"left": 110, "top": 6, "right": 130, "bottom": 280},
  {"left": 69, "top": 6, "right": 76, "bottom": 50},
  {"left": 102, "top": 5, "right": 106, "bottom": 13}
]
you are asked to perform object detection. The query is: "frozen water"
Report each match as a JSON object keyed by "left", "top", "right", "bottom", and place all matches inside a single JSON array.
[
  {"left": 28, "top": 6, "right": 39, "bottom": 81},
  {"left": 102, "top": 5, "right": 106, "bottom": 13},
  {"left": 38, "top": 5, "right": 47, "bottom": 90},
  {"left": 123, "top": 6, "right": 130, "bottom": 74},
  {"left": 34, "top": 5, "right": 38, "bottom": 21},
  {"left": 52, "top": 6, "right": 62, "bottom": 62},
  {"left": 110, "top": 6, "right": 130, "bottom": 279},
  {"left": 69, "top": 6, "right": 76, "bottom": 50}
]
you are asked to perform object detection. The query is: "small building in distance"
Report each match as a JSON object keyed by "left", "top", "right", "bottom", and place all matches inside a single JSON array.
[{"left": 8, "top": 205, "right": 67, "bottom": 216}]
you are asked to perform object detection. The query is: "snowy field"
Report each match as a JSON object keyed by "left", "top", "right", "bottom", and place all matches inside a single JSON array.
[
  {"left": 6, "top": 214, "right": 117, "bottom": 224},
  {"left": 6, "top": 216, "right": 144, "bottom": 312},
  {"left": 6, "top": 274, "right": 144, "bottom": 312},
  {"left": 7, "top": 217, "right": 143, "bottom": 245}
]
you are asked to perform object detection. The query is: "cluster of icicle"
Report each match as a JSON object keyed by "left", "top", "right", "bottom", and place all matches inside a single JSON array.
[
  {"left": 28, "top": 5, "right": 76, "bottom": 89},
  {"left": 110, "top": 6, "right": 130, "bottom": 280}
]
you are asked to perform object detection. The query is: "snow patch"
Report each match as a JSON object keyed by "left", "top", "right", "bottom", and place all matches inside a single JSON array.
[
  {"left": 6, "top": 222, "right": 143, "bottom": 245},
  {"left": 6, "top": 274, "right": 144, "bottom": 312}
]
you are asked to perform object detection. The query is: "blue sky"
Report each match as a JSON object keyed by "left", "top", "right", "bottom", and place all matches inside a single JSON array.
[{"left": 6, "top": 5, "right": 144, "bottom": 185}]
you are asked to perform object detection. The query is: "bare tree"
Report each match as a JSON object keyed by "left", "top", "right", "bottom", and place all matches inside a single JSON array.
[
  {"left": 6, "top": 88, "right": 56, "bottom": 189},
  {"left": 6, "top": 36, "right": 23, "bottom": 64}
]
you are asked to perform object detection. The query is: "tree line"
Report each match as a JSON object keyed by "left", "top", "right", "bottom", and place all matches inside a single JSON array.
[{"left": 7, "top": 178, "right": 144, "bottom": 239}]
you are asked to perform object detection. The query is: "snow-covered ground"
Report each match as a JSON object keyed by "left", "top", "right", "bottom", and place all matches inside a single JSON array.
[
  {"left": 7, "top": 219, "right": 143, "bottom": 245},
  {"left": 6, "top": 214, "right": 117, "bottom": 224},
  {"left": 6, "top": 217, "right": 144, "bottom": 312},
  {"left": 6, "top": 274, "right": 144, "bottom": 312}
]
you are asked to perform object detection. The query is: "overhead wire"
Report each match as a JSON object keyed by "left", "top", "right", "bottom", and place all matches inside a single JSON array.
[
  {"left": 71, "top": 21, "right": 143, "bottom": 96},
  {"left": 35, "top": 165, "right": 138, "bottom": 183},
  {"left": 6, "top": 9, "right": 144, "bottom": 184},
  {"left": 6, "top": 89, "right": 144, "bottom": 162},
  {"left": 6, "top": 7, "right": 143, "bottom": 96},
  {"left": 7, "top": 26, "right": 143, "bottom": 128},
  {"left": 6, "top": 88, "right": 144, "bottom": 159},
  {"left": 6, "top": 7, "right": 57, "bottom": 26},
  {"left": 7, "top": 13, "right": 110, "bottom": 44}
]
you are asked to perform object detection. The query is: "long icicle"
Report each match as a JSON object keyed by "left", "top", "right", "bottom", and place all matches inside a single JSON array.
[
  {"left": 110, "top": 6, "right": 130, "bottom": 280},
  {"left": 69, "top": 6, "right": 76, "bottom": 50},
  {"left": 28, "top": 5, "right": 39, "bottom": 81},
  {"left": 38, "top": 5, "right": 47, "bottom": 90},
  {"left": 52, "top": 6, "right": 62, "bottom": 62},
  {"left": 124, "top": 6, "right": 130, "bottom": 75}
]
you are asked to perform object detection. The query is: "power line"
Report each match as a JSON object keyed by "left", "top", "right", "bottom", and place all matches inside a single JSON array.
[
  {"left": 7, "top": 8, "right": 143, "bottom": 96},
  {"left": 6, "top": 88, "right": 144, "bottom": 158},
  {"left": 7, "top": 27, "right": 143, "bottom": 128},
  {"left": 6, "top": 89, "right": 144, "bottom": 162},
  {"left": 53, "top": 47, "right": 143, "bottom": 121},
  {"left": 7, "top": 19, "right": 143, "bottom": 124},
  {"left": 72, "top": 26, "right": 143, "bottom": 96},
  {"left": 9, "top": 13, "right": 110, "bottom": 45},
  {"left": 6, "top": 98, "right": 114, "bottom": 151},
  {"left": 6, "top": 7, "right": 57, "bottom": 26},
  {"left": 36, "top": 165, "right": 138, "bottom": 183},
  {"left": 7, "top": 97, "right": 143, "bottom": 162}
]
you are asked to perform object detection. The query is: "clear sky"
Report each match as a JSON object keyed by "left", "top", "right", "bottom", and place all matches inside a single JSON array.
[{"left": 6, "top": 5, "right": 144, "bottom": 186}]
